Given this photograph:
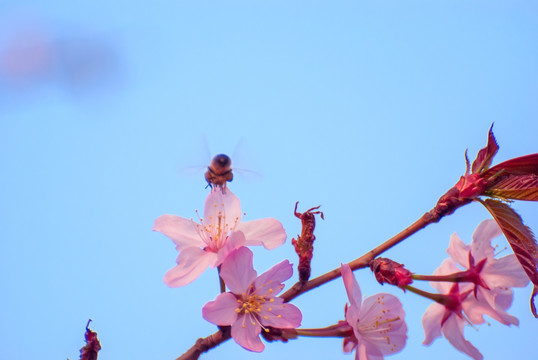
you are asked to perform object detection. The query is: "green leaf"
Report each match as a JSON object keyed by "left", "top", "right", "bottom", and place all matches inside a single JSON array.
[{"left": 479, "top": 198, "right": 538, "bottom": 317}]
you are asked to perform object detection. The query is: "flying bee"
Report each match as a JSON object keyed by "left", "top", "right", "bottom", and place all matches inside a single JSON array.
[{"left": 204, "top": 154, "right": 233, "bottom": 189}]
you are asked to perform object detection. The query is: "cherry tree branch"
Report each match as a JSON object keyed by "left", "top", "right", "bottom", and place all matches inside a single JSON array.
[
  {"left": 281, "top": 195, "right": 470, "bottom": 303},
  {"left": 175, "top": 327, "right": 231, "bottom": 360}
]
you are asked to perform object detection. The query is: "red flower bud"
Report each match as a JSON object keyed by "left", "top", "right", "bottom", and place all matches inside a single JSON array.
[{"left": 369, "top": 258, "right": 413, "bottom": 289}]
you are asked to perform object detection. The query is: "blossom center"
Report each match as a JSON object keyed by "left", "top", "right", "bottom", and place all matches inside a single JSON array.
[
  {"left": 356, "top": 296, "right": 402, "bottom": 352},
  {"left": 195, "top": 207, "right": 240, "bottom": 251},
  {"left": 237, "top": 293, "right": 266, "bottom": 315},
  {"left": 358, "top": 314, "right": 402, "bottom": 352}
]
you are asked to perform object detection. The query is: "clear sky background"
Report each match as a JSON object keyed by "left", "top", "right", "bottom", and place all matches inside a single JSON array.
[{"left": 1, "top": 2, "right": 537, "bottom": 360}]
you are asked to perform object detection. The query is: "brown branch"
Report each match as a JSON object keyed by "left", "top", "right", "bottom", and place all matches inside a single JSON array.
[
  {"left": 281, "top": 208, "right": 450, "bottom": 303},
  {"left": 175, "top": 327, "right": 231, "bottom": 360}
]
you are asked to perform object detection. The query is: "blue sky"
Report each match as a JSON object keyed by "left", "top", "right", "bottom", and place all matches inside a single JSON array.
[{"left": 1, "top": 1, "right": 537, "bottom": 360}]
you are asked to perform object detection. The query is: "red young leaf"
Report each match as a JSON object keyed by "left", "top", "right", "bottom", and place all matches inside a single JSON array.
[
  {"left": 483, "top": 153, "right": 538, "bottom": 201},
  {"left": 471, "top": 125, "right": 499, "bottom": 174},
  {"left": 479, "top": 199, "right": 538, "bottom": 317},
  {"left": 80, "top": 319, "right": 101, "bottom": 360},
  {"left": 485, "top": 153, "right": 538, "bottom": 177},
  {"left": 486, "top": 174, "right": 538, "bottom": 201}
]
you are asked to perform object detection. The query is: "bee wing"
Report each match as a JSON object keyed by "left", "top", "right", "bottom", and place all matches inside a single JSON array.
[
  {"left": 233, "top": 167, "right": 263, "bottom": 182},
  {"left": 176, "top": 134, "right": 211, "bottom": 178},
  {"left": 230, "top": 138, "right": 263, "bottom": 182},
  {"left": 178, "top": 165, "right": 208, "bottom": 178}
]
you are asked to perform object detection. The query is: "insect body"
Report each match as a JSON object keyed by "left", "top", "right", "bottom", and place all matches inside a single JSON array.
[{"left": 204, "top": 154, "right": 233, "bottom": 189}]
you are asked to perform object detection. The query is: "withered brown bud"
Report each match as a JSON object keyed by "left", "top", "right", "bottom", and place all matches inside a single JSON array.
[
  {"left": 80, "top": 319, "right": 101, "bottom": 360},
  {"left": 369, "top": 257, "right": 413, "bottom": 289},
  {"left": 292, "top": 202, "right": 324, "bottom": 285}
]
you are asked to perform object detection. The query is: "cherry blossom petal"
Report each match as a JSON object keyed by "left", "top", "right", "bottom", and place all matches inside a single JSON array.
[
  {"left": 422, "top": 303, "right": 445, "bottom": 346},
  {"left": 441, "top": 315, "right": 483, "bottom": 360},
  {"left": 430, "top": 259, "right": 461, "bottom": 293},
  {"left": 215, "top": 230, "right": 247, "bottom": 265},
  {"left": 220, "top": 247, "right": 257, "bottom": 294},
  {"left": 463, "top": 288, "right": 518, "bottom": 326},
  {"left": 253, "top": 260, "right": 293, "bottom": 297},
  {"left": 202, "top": 292, "right": 239, "bottom": 326},
  {"left": 361, "top": 341, "right": 385, "bottom": 360},
  {"left": 231, "top": 315, "right": 264, "bottom": 352},
  {"left": 341, "top": 264, "right": 362, "bottom": 311},
  {"left": 237, "top": 218, "right": 286, "bottom": 250},
  {"left": 356, "top": 342, "right": 384, "bottom": 360},
  {"left": 356, "top": 342, "right": 369, "bottom": 360},
  {"left": 358, "top": 294, "right": 407, "bottom": 354},
  {"left": 153, "top": 215, "right": 205, "bottom": 250},
  {"left": 482, "top": 254, "right": 530, "bottom": 288},
  {"left": 343, "top": 336, "right": 357, "bottom": 353},
  {"left": 361, "top": 294, "right": 407, "bottom": 332},
  {"left": 258, "top": 299, "right": 302, "bottom": 328},
  {"left": 204, "top": 188, "right": 242, "bottom": 225},
  {"left": 345, "top": 303, "right": 360, "bottom": 330},
  {"left": 447, "top": 233, "right": 471, "bottom": 268},
  {"left": 163, "top": 247, "right": 217, "bottom": 287},
  {"left": 471, "top": 219, "right": 500, "bottom": 260},
  {"left": 493, "top": 287, "right": 516, "bottom": 310}
]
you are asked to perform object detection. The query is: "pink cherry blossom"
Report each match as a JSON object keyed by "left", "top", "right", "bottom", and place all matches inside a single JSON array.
[
  {"left": 202, "top": 247, "right": 302, "bottom": 352},
  {"left": 153, "top": 189, "right": 286, "bottom": 287},
  {"left": 341, "top": 264, "right": 407, "bottom": 360},
  {"left": 422, "top": 259, "right": 482, "bottom": 360},
  {"left": 422, "top": 246, "right": 527, "bottom": 360},
  {"left": 446, "top": 219, "right": 529, "bottom": 325}
]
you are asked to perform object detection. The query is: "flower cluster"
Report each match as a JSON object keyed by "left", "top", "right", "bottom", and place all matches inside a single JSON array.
[
  {"left": 422, "top": 220, "right": 529, "bottom": 359},
  {"left": 153, "top": 127, "right": 536, "bottom": 359}
]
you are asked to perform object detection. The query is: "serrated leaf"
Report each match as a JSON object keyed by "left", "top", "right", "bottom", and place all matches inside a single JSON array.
[
  {"left": 471, "top": 125, "right": 499, "bottom": 174},
  {"left": 485, "top": 153, "right": 538, "bottom": 177},
  {"left": 486, "top": 174, "right": 538, "bottom": 201},
  {"left": 479, "top": 198, "right": 538, "bottom": 317}
]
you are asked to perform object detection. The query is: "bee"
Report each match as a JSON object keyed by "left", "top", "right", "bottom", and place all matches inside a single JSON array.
[{"left": 204, "top": 154, "right": 233, "bottom": 189}]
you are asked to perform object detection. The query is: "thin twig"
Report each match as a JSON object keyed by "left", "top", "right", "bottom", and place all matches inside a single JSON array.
[
  {"left": 175, "top": 327, "right": 231, "bottom": 360},
  {"left": 281, "top": 210, "right": 442, "bottom": 302}
]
